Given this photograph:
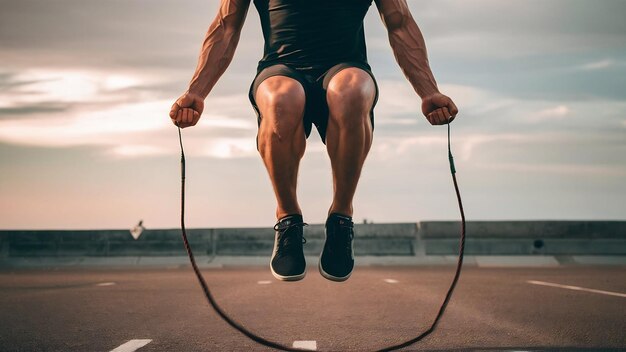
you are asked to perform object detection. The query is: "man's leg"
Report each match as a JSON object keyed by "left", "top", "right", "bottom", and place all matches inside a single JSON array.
[
  {"left": 318, "top": 67, "right": 376, "bottom": 282},
  {"left": 325, "top": 68, "right": 376, "bottom": 217},
  {"left": 256, "top": 76, "right": 307, "bottom": 220},
  {"left": 256, "top": 75, "right": 309, "bottom": 281}
]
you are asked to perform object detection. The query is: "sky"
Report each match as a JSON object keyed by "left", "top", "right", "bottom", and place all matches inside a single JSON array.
[{"left": 0, "top": 0, "right": 625, "bottom": 229}]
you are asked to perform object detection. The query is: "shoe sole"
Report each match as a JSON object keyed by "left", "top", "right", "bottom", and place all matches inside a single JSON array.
[
  {"left": 318, "top": 259, "right": 351, "bottom": 282},
  {"left": 270, "top": 264, "right": 306, "bottom": 281}
]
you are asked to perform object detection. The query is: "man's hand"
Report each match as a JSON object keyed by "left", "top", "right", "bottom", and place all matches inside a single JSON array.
[
  {"left": 421, "top": 92, "right": 458, "bottom": 125},
  {"left": 169, "top": 92, "right": 205, "bottom": 128}
]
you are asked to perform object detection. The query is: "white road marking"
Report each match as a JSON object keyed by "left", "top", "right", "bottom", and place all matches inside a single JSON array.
[
  {"left": 384, "top": 279, "right": 399, "bottom": 284},
  {"left": 109, "top": 339, "right": 152, "bottom": 352},
  {"left": 96, "top": 282, "right": 116, "bottom": 286},
  {"left": 527, "top": 280, "right": 626, "bottom": 298},
  {"left": 292, "top": 340, "right": 317, "bottom": 350},
  {"left": 257, "top": 280, "right": 272, "bottom": 285}
]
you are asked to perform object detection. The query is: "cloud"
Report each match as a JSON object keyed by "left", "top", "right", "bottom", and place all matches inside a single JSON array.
[
  {"left": 478, "top": 161, "right": 626, "bottom": 177},
  {"left": 0, "top": 67, "right": 259, "bottom": 158},
  {"left": 371, "top": 132, "right": 537, "bottom": 162},
  {"left": 200, "top": 137, "right": 257, "bottom": 158},
  {"left": 0, "top": 100, "right": 170, "bottom": 147},
  {"left": 0, "top": 65, "right": 262, "bottom": 158},
  {"left": 0, "top": 96, "right": 260, "bottom": 158},
  {"left": 0, "top": 103, "right": 69, "bottom": 117},
  {"left": 578, "top": 59, "right": 616, "bottom": 71},
  {"left": 0, "top": 69, "right": 156, "bottom": 109},
  {"left": 375, "top": 81, "right": 502, "bottom": 121},
  {"left": 111, "top": 144, "right": 167, "bottom": 158},
  {"left": 534, "top": 105, "right": 571, "bottom": 120}
]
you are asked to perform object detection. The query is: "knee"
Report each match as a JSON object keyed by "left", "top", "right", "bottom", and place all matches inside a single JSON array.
[
  {"left": 256, "top": 77, "right": 306, "bottom": 155},
  {"left": 257, "top": 76, "right": 306, "bottom": 139},
  {"left": 327, "top": 68, "right": 375, "bottom": 127}
]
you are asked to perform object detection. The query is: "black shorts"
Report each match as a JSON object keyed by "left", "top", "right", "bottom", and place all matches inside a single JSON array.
[{"left": 248, "top": 61, "right": 379, "bottom": 149}]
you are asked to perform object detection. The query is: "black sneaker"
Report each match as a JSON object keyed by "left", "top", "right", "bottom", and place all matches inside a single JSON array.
[
  {"left": 270, "top": 214, "right": 307, "bottom": 281},
  {"left": 319, "top": 213, "right": 354, "bottom": 282}
]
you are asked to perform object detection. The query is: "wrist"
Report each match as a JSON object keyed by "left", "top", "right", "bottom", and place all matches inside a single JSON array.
[
  {"left": 410, "top": 72, "right": 439, "bottom": 98},
  {"left": 186, "top": 86, "right": 208, "bottom": 100},
  {"left": 419, "top": 87, "right": 440, "bottom": 99}
]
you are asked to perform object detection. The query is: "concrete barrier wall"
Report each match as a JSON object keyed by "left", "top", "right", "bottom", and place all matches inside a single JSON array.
[
  {"left": 0, "top": 221, "right": 624, "bottom": 257},
  {"left": 420, "top": 221, "right": 626, "bottom": 255},
  {"left": 419, "top": 221, "right": 626, "bottom": 238}
]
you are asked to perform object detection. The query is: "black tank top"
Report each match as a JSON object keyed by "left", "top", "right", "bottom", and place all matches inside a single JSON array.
[{"left": 253, "top": 0, "right": 373, "bottom": 73}]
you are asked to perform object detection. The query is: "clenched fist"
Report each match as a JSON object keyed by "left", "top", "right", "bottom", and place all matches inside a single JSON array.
[
  {"left": 421, "top": 93, "right": 459, "bottom": 125},
  {"left": 169, "top": 92, "right": 205, "bottom": 128}
]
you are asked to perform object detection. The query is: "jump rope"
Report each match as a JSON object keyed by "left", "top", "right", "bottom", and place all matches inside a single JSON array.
[{"left": 176, "top": 115, "right": 466, "bottom": 351}]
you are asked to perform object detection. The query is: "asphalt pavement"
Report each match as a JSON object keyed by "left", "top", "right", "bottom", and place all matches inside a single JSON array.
[{"left": 0, "top": 265, "right": 624, "bottom": 351}]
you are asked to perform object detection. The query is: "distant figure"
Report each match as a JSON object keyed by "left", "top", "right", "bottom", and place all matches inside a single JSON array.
[
  {"left": 169, "top": 0, "right": 458, "bottom": 282},
  {"left": 130, "top": 220, "right": 145, "bottom": 240}
]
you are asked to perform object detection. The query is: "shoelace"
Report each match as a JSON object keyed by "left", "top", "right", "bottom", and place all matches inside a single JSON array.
[{"left": 274, "top": 221, "right": 308, "bottom": 256}]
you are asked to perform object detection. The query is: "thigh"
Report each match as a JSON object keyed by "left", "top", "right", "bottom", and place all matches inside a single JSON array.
[
  {"left": 248, "top": 64, "right": 312, "bottom": 148},
  {"left": 322, "top": 62, "right": 379, "bottom": 108},
  {"left": 311, "top": 62, "right": 379, "bottom": 143},
  {"left": 249, "top": 64, "right": 308, "bottom": 107}
]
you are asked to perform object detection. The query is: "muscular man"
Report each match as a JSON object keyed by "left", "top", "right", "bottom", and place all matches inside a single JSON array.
[{"left": 169, "top": 0, "right": 458, "bottom": 282}]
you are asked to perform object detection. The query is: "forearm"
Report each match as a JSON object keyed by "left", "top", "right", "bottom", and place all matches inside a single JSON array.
[
  {"left": 387, "top": 16, "right": 439, "bottom": 97},
  {"left": 188, "top": 2, "right": 247, "bottom": 98}
]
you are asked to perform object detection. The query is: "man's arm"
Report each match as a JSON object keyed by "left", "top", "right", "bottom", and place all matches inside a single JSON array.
[
  {"left": 375, "top": 0, "right": 458, "bottom": 125},
  {"left": 170, "top": 0, "right": 251, "bottom": 128}
]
